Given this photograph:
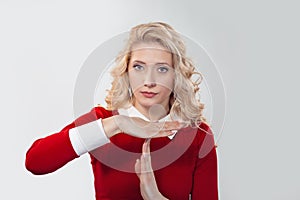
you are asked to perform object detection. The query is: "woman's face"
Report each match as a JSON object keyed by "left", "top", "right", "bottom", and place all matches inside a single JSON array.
[{"left": 128, "top": 42, "right": 174, "bottom": 117}]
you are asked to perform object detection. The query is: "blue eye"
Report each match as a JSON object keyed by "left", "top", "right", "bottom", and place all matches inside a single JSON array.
[
  {"left": 157, "top": 66, "right": 169, "bottom": 73},
  {"left": 133, "top": 64, "right": 144, "bottom": 71}
]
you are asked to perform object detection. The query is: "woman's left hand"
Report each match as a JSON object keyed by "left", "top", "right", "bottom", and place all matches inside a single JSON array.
[{"left": 135, "top": 139, "right": 168, "bottom": 200}]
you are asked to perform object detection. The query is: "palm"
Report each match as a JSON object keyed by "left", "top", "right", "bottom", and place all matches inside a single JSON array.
[
  {"left": 135, "top": 139, "right": 168, "bottom": 200},
  {"left": 115, "top": 115, "right": 180, "bottom": 138}
]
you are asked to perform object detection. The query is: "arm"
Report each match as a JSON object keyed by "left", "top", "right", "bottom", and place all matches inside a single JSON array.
[
  {"left": 191, "top": 127, "right": 219, "bottom": 200},
  {"left": 25, "top": 107, "right": 109, "bottom": 175},
  {"left": 25, "top": 107, "right": 182, "bottom": 175},
  {"left": 25, "top": 125, "right": 79, "bottom": 175},
  {"left": 135, "top": 139, "right": 168, "bottom": 200}
]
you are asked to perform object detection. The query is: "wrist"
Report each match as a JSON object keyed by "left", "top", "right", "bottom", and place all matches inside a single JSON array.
[
  {"left": 145, "top": 191, "right": 168, "bottom": 200},
  {"left": 149, "top": 194, "right": 168, "bottom": 200},
  {"left": 158, "top": 193, "right": 168, "bottom": 200},
  {"left": 101, "top": 116, "right": 122, "bottom": 138}
]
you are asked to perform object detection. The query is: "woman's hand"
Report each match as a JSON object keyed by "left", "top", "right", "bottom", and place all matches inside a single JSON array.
[
  {"left": 135, "top": 139, "right": 168, "bottom": 200},
  {"left": 114, "top": 115, "right": 185, "bottom": 138}
]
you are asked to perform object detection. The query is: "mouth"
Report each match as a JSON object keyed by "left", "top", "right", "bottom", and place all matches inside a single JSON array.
[{"left": 140, "top": 91, "right": 158, "bottom": 98}]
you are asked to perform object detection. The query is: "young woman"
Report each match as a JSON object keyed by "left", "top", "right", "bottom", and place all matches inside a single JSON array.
[{"left": 25, "top": 22, "right": 218, "bottom": 200}]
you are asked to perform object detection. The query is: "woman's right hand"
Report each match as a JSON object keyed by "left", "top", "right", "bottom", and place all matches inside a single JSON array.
[{"left": 102, "top": 115, "right": 186, "bottom": 139}]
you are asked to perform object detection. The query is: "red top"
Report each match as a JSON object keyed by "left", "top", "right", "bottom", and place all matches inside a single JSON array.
[{"left": 25, "top": 107, "right": 218, "bottom": 200}]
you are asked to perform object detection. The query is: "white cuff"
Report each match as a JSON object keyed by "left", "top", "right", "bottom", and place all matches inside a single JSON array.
[{"left": 69, "top": 119, "right": 110, "bottom": 156}]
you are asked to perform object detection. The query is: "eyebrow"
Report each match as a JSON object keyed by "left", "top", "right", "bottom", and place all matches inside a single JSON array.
[{"left": 132, "top": 60, "right": 171, "bottom": 67}]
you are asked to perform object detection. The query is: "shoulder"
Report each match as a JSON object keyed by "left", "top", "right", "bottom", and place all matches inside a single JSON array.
[
  {"left": 72, "top": 106, "right": 113, "bottom": 126},
  {"left": 198, "top": 121, "right": 213, "bottom": 135},
  {"left": 177, "top": 121, "right": 213, "bottom": 146},
  {"left": 184, "top": 121, "right": 212, "bottom": 140},
  {"left": 196, "top": 121, "right": 217, "bottom": 158},
  {"left": 93, "top": 105, "right": 114, "bottom": 119}
]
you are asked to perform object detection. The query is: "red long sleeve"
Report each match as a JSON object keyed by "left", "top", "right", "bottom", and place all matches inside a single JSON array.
[
  {"left": 25, "top": 107, "right": 219, "bottom": 199},
  {"left": 191, "top": 125, "right": 219, "bottom": 200},
  {"left": 25, "top": 107, "right": 111, "bottom": 175},
  {"left": 25, "top": 126, "right": 78, "bottom": 175}
]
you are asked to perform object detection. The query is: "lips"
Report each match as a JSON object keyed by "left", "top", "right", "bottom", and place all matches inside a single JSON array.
[{"left": 140, "top": 91, "right": 158, "bottom": 98}]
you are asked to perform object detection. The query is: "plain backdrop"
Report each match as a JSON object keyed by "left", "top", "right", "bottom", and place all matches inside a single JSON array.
[{"left": 1, "top": 0, "right": 299, "bottom": 199}]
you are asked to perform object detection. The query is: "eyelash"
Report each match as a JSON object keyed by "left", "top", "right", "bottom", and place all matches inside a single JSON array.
[
  {"left": 133, "top": 64, "right": 169, "bottom": 73},
  {"left": 157, "top": 66, "right": 169, "bottom": 73},
  {"left": 133, "top": 64, "right": 144, "bottom": 71}
]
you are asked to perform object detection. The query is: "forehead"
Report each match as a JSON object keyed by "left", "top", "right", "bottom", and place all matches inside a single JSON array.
[{"left": 130, "top": 43, "right": 172, "bottom": 65}]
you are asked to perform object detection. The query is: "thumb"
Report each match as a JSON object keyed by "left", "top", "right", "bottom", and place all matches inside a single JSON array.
[{"left": 135, "top": 159, "right": 141, "bottom": 179}]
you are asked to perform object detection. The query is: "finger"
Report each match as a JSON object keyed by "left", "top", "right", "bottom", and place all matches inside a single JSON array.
[
  {"left": 143, "top": 121, "right": 178, "bottom": 138},
  {"left": 135, "top": 159, "right": 141, "bottom": 178},
  {"left": 142, "top": 139, "right": 151, "bottom": 155},
  {"left": 161, "top": 121, "right": 187, "bottom": 131},
  {"left": 145, "top": 121, "right": 180, "bottom": 132},
  {"left": 151, "top": 129, "right": 178, "bottom": 138},
  {"left": 141, "top": 139, "right": 152, "bottom": 173},
  {"left": 141, "top": 156, "right": 152, "bottom": 174}
]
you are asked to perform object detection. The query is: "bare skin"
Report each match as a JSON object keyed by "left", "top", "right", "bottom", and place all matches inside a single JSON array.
[
  {"left": 102, "top": 115, "right": 184, "bottom": 138},
  {"left": 135, "top": 139, "right": 169, "bottom": 200},
  {"left": 101, "top": 42, "right": 180, "bottom": 199},
  {"left": 101, "top": 116, "right": 180, "bottom": 199}
]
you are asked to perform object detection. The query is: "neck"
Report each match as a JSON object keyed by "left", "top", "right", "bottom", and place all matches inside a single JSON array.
[{"left": 134, "top": 103, "right": 169, "bottom": 122}]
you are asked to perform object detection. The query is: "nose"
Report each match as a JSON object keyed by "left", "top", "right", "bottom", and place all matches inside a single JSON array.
[
  {"left": 144, "top": 82, "right": 156, "bottom": 87},
  {"left": 144, "top": 69, "right": 156, "bottom": 88}
]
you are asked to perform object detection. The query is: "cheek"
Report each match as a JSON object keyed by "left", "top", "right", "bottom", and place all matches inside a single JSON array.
[
  {"left": 128, "top": 72, "right": 143, "bottom": 91},
  {"left": 128, "top": 71, "right": 175, "bottom": 92},
  {"left": 156, "top": 75, "right": 174, "bottom": 91}
]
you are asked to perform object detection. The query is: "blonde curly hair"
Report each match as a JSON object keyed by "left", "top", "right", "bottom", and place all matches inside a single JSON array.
[{"left": 105, "top": 22, "right": 207, "bottom": 126}]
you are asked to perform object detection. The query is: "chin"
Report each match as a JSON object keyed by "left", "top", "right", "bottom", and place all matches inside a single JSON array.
[{"left": 140, "top": 102, "right": 158, "bottom": 108}]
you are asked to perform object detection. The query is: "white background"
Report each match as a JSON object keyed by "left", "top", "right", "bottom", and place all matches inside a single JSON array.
[{"left": 1, "top": 0, "right": 299, "bottom": 199}]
